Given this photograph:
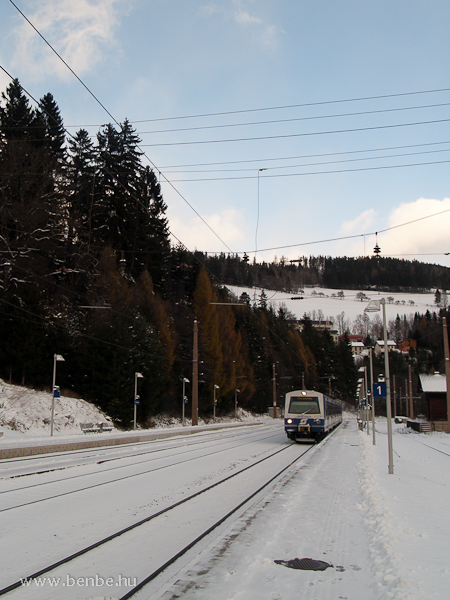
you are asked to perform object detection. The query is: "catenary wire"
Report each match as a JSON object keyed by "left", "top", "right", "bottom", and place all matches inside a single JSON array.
[
  {"left": 93, "top": 87, "right": 450, "bottom": 124},
  {"left": 133, "top": 101, "right": 450, "bottom": 135},
  {"left": 163, "top": 157, "right": 450, "bottom": 182},
  {"left": 138, "top": 116, "right": 450, "bottom": 147},
  {"left": 160, "top": 146, "right": 450, "bottom": 174}
]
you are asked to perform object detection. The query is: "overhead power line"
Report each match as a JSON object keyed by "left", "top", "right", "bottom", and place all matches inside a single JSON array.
[
  {"left": 161, "top": 147, "right": 450, "bottom": 175},
  {"left": 228, "top": 208, "right": 450, "bottom": 255},
  {"left": 163, "top": 157, "right": 450, "bottom": 182},
  {"left": 159, "top": 140, "right": 450, "bottom": 169},
  {"left": 124, "top": 87, "right": 450, "bottom": 124},
  {"left": 134, "top": 101, "right": 450, "bottom": 135},
  {"left": 139, "top": 117, "right": 450, "bottom": 147}
]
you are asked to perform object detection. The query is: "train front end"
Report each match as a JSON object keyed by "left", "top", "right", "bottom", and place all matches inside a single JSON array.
[{"left": 284, "top": 390, "right": 324, "bottom": 442}]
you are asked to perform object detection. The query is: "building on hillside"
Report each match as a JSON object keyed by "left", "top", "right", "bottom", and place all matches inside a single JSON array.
[
  {"left": 374, "top": 340, "right": 397, "bottom": 355},
  {"left": 338, "top": 334, "right": 365, "bottom": 356},
  {"left": 419, "top": 373, "right": 448, "bottom": 431},
  {"left": 288, "top": 319, "right": 339, "bottom": 343}
]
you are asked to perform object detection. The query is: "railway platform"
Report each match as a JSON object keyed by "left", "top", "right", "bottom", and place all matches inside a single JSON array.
[{"left": 162, "top": 417, "right": 449, "bottom": 600}]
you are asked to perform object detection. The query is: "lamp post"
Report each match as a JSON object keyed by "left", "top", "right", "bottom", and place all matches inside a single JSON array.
[
  {"left": 368, "top": 346, "right": 376, "bottom": 445},
  {"left": 51, "top": 354, "right": 65, "bottom": 436},
  {"left": 134, "top": 372, "right": 143, "bottom": 431},
  {"left": 235, "top": 388, "right": 240, "bottom": 419},
  {"left": 213, "top": 384, "right": 220, "bottom": 420},
  {"left": 365, "top": 298, "right": 393, "bottom": 474},
  {"left": 182, "top": 377, "right": 190, "bottom": 424}
]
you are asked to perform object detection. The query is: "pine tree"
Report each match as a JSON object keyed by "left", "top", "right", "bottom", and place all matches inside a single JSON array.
[{"left": 37, "top": 93, "right": 66, "bottom": 160}]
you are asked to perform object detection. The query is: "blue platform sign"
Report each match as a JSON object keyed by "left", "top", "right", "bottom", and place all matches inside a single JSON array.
[
  {"left": 373, "top": 382, "right": 386, "bottom": 397},
  {"left": 53, "top": 387, "right": 60, "bottom": 398}
]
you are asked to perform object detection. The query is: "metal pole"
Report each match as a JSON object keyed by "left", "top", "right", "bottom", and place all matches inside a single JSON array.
[
  {"left": 235, "top": 389, "right": 240, "bottom": 419},
  {"left": 213, "top": 384, "right": 219, "bottom": 420},
  {"left": 182, "top": 379, "right": 185, "bottom": 424},
  {"left": 369, "top": 347, "right": 376, "bottom": 445},
  {"left": 182, "top": 378, "right": 189, "bottom": 424},
  {"left": 405, "top": 378, "right": 409, "bottom": 417},
  {"left": 192, "top": 320, "right": 199, "bottom": 426},
  {"left": 134, "top": 372, "right": 143, "bottom": 431},
  {"left": 442, "top": 316, "right": 450, "bottom": 433},
  {"left": 51, "top": 354, "right": 64, "bottom": 436},
  {"left": 134, "top": 373, "right": 138, "bottom": 431},
  {"left": 51, "top": 355, "right": 56, "bottom": 437},
  {"left": 408, "top": 364, "right": 414, "bottom": 420},
  {"left": 382, "top": 299, "right": 394, "bottom": 474},
  {"left": 393, "top": 374, "right": 397, "bottom": 415},
  {"left": 272, "top": 363, "right": 277, "bottom": 416},
  {"left": 364, "top": 366, "right": 370, "bottom": 435}
]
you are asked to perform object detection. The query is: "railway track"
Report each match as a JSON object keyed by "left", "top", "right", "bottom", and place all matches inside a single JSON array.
[
  {"left": 0, "top": 424, "right": 271, "bottom": 478},
  {"left": 0, "top": 428, "right": 283, "bottom": 512},
  {"left": 0, "top": 438, "right": 314, "bottom": 598}
]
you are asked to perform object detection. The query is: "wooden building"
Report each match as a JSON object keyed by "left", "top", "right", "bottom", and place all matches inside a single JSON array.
[{"left": 419, "top": 373, "right": 448, "bottom": 431}]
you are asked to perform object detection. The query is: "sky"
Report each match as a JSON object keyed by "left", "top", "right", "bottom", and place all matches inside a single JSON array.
[{"left": 2, "top": 0, "right": 450, "bottom": 267}]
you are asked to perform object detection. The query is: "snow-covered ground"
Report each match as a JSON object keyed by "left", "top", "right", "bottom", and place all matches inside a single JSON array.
[
  {"left": 227, "top": 285, "right": 437, "bottom": 324},
  {"left": 1, "top": 402, "right": 449, "bottom": 599},
  {"left": 0, "top": 379, "right": 264, "bottom": 449},
  {"left": 160, "top": 418, "right": 450, "bottom": 600},
  {"left": 0, "top": 379, "right": 112, "bottom": 439}
]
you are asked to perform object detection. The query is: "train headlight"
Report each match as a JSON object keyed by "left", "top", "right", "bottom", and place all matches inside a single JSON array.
[
  {"left": 314, "top": 419, "right": 321, "bottom": 424},
  {"left": 286, "top": 418, "right": 293, "bottom": 424}
]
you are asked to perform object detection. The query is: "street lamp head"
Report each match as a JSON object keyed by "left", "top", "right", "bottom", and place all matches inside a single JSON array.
[
  {"left": 54, "top": 354, "right": 65, "bottom": 362},
  {"left": 183, "top": 377, "right": 190, "bottom": 383},
  {"left": 214, "top": 384, "right": 220, "bottom": 389},
  {"left": 136, "top": 372, "right": 144, "bottom": 379},
  {"left": 364, "top": 299, "right": 381, "bottom": 313}
]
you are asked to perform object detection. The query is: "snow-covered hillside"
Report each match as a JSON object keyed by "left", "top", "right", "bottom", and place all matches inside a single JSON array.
[
  {"left": 227, "top": 285, "right": 437, "bottom": 324},
  {"left": 0, "top": 380, "right": 111, "bottom": 438}
]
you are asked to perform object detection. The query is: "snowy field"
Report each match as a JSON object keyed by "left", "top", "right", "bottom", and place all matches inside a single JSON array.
[{"left": 227, "top": 285, "right": 438, "bottom": 325}]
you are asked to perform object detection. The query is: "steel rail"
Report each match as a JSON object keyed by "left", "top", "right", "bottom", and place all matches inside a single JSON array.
[
  {"left": 0, "top": 427, "right": 277, "bottom": 488},
  {"left": 0, "top": 431, "right": 282, "bottom": 510},
  {"left": 0, "top": 438, "right": 308, "bottom": 597},
  {"left": 119, "top": 444, "right": 314, "bottom": 599}
]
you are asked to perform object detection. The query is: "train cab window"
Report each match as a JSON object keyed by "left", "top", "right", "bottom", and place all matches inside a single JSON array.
[{"left": 288, "top": 397, "right": 320, "bottom": 414}]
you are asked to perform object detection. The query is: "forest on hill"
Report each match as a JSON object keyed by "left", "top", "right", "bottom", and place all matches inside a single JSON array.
[
  {"left": 1, "top": 79, "right": 449, "bottom": 427},
  {"left": 197, "top": 252, "right": 450, "bottom": 293}
]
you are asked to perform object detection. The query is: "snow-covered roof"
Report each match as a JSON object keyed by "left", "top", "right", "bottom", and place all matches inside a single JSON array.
[
  {"left": 376, "top": 340, "right": 396, "bottom": 347},
  {"left": 351, "top": 341, "right": 365, "bottom": 347},
  {"left": 419, "top": 373, "right": 447, "bottom": 393}
]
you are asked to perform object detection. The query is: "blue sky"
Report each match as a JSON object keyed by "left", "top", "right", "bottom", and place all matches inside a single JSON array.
[{"left": 2, "top": 0, "right": 450, "bottom": 267}]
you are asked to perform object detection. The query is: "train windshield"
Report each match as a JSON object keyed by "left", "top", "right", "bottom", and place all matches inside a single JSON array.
[{"left": 288, "top": 396, "right": 320, "bottom": 415}]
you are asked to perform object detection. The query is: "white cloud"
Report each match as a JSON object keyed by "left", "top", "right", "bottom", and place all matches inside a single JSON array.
[
  {"left": 340, "top": 209, "right": 377, "bottom": 234},
  {"left": 336, "top": 197, "right": 450, "bottom": 262},
  {"left": 380, "top": 197, "right": 450, "bottom": 257},
  {"left": 168, "top": 205, "right": 245, "bottom": 253},
  {"left": 201, "top": 1, "right": 281, "bottom": 49},
  {"left": 10, "top": 0, "right": 126, "bottom": 81}
]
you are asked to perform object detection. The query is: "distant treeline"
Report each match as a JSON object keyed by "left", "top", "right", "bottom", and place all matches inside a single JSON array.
[{"left": 197, "top": 253, "right": 450, "bottom": 293}]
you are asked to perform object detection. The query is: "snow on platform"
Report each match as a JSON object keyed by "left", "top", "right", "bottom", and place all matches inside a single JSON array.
[{"left": 161, "top": 418, "right": 450, "bottom": 600}]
